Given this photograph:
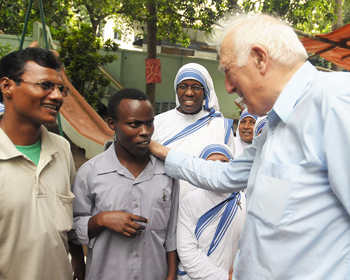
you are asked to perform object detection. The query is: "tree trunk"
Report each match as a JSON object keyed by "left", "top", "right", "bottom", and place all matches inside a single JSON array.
[
  {"left": 331, "top": 0, "right": 343, "bottom": 71},
  {"left": 146, "top": 0, "right": 157, "bottom": 108},
  {"left": 85, "top": 4, "right": 99, "bottom": 35}
]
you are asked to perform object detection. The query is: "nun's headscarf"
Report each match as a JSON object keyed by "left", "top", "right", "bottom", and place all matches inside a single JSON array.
[
  {"left": 174, "top": 63, "right": 220, "bottom": 112},
  {"left": 254, "top": 116, "right": 267, "bottom": 136},
  {"left": 236, "top": 109, "right": 258, "bottom": 138},
  {"left": 199, "top": 142, "right": 233, "bottom": 161},
  {"left": 233, "top": 109, "right": 258, "bottom": 158}
]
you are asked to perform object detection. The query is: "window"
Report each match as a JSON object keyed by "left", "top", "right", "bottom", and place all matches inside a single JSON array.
[{"left": 114, "top": 32, "right": 120, "bottom": 40}]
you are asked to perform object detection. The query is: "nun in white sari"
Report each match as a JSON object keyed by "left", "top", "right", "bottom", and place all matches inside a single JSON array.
[
  {"left": 177, "top": 143, "right": 246, "bottom": 280},
  {"left": 152, "top": 63, "right": 235, "bottom": 199}
]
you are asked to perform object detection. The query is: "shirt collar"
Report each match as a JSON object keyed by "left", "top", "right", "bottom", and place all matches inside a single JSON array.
[
  {"left": 0, "top": 125, "right": 58, "bottom": 160},
  {"left": 267, "top": 61, "right": 318, "bottom": 128},
  {"left": 0, "top": 127, "right": 22, "bottom": 160},
  {"left": 97, "top": 143, "right": 123, "bottom": 175},
  {"left": 97, "top": 142, "right": 164, "bottom": 178},
  {"left": 40, "top": 126, "right": 59, "bottom": 156}
]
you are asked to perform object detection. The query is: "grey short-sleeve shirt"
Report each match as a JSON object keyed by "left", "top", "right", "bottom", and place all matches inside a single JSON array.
[{"left": 72, "top": 144, "right": 179, "bottom": 280}]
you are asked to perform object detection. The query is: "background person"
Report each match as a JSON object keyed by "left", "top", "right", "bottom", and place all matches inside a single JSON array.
[
  {"left": 152, "top": 63, "right": 235, "bottom": 199},
  {"left": 72, "top": 88, "right": 179, "bottom": 280},
  {"left": 233, "top": 108, "right": 257, "bottom": 158},
  {"left": 177, "top": 143, "right": 246, "bottom": 280},
  {"left": 150, "top": 13, "right": 350, "bottom": 279}
]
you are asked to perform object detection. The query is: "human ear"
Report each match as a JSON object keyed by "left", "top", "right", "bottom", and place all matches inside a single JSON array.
[
  {"left": 107, "top": 117, "right": 116, "bottom": 131},
  {"left": 250, "top": 45, "right": 268, "bottom": 74},
  {"left": 0, "top": 77, "right": 13, "bottom": 99}
]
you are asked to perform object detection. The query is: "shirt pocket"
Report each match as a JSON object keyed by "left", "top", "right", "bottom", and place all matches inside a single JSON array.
[
  {"left": 55, "top": 193, "right": 74, "bottom": 232},
  {"left": 248, "top": 160, "right": 302, "bottom": 227},
  {"left": 150, "top": 198, "right": 172, "bottom": 231}
]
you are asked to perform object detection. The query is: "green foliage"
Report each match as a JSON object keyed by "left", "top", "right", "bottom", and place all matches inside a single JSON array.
[
  {"left": 58, "top": 23, "right": 118, "bottom": 110},
  {"left": 344, "top": 0, "right": 350, "bottom": 24},
  {"left": 240, "top": 0, "right": 339, "bottom": 33},
  {"left": 309, "top": 56, "right": 331, "bottom": 69},
  {"left": 238, "top": 0, "right": 347, "bottom": 70},
  {"left": 71, "top": 0, "right": 121, "bottom": 35},
  {"left": 0, "top": 1, "right": 26, "bottom": 34},
  {"left": 111, "top": 14, "right": 135, "bottom": 44},
  {"left": 0, "top": 43, "right": 16, "bottom": 59},
  {"left": 119, "top": 0, "right": 234, "bottom": 47},
  {"left": 0, "top": 0, "right": 71, "bottom": 39}
]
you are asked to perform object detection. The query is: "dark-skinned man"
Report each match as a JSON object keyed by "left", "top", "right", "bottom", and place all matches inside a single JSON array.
[{"left": 72, "top": 88, "right": 179, "bottom": 280}]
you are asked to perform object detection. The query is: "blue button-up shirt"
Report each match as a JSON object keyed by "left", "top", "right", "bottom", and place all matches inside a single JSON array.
[{"left": 166, "top": 62, "right": 350, "bottom": 279}]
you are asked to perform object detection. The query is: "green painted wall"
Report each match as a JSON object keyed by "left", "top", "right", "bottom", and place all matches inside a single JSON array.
[{"left": 0, "top": 34, "right": 33, "bottom": 52}]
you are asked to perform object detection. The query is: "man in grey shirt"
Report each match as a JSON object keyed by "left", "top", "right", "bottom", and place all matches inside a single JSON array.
[{"left": 72, "top": 88, "right": 179, "bottom": 280}]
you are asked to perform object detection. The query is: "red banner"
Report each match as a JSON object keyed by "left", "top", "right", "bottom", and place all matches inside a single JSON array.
[{"left": 145, "top": 59, "right": 161, "bottom": 84}]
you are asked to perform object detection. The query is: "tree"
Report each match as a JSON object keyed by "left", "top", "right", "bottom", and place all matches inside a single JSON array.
[
  {"left": 344, "top": 0, "right": 350, "bottom": 24},
  {"left": 58, "top": 23, "right": 118, "bottom": 111},
  {"left": 0, "top": 1, "right": 26, "bottom": 34},
  {"left": 0, "top": 0, "right": 71, "bottom": 38},
  {"left": 71, "top": 0, "right": 121, "bottom": 36},
  {"left": 0, "top": 43, "right": 15, "bottom": 59},
  {"left": 240, "top": 0, "right": 337, "bottom": 33}
]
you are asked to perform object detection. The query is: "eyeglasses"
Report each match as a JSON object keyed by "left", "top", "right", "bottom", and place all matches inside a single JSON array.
[
  {"left": 176, "top": 84, "right": 204, "bottom": 92},
  {"left": 13, "top": 79, "right": 70, "bottom": 97}
]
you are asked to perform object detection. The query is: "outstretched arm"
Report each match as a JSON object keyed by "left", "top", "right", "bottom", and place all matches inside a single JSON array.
[
  {"left": 149, "top": 140, "right": 170, "bottom": 161},
  {"left": 150, "top": 140, "right": 253, "bottom": 193}
]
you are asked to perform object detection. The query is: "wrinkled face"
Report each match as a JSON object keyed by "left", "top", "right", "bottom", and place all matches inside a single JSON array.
[
  {"left": 219, "top": 33, "right": 265, "bottom": 116},
  {"left": 176, "top": 79, "right": 205, "bottom": 115},
  {"left": 206, "top": 153, "right": 230, "bottom": 163},
  {"left": 0, "top": 61, "right": 64, "bottom": 127},
  {"left": 239, "top": 116, "right": 256, "bottom": 144},
  {"left": 111, "top": 99, "right": 154, "bottom": 157}
]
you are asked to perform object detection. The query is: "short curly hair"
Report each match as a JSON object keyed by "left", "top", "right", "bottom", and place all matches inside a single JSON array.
[{"left": 107, "top": 88, "right": 150, "bottom": 121}]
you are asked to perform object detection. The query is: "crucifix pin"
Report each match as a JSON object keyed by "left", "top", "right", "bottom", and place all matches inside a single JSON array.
[{"left": 162, "top": 189, "right": 167, "bottom": 201}]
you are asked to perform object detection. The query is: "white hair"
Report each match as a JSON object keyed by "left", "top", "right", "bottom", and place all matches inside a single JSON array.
[{"left": 212, "top": 13, "right": 308, "bottom": 67}]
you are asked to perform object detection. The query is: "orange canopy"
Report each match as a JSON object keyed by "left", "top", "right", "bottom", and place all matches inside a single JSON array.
[{"left": 299, "top": 23, "right": 350, "bottom": 71}]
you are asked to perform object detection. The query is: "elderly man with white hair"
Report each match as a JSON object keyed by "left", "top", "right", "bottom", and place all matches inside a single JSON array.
[{"left": 150, "top": 13, "right": 350, "bottom": 279}]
